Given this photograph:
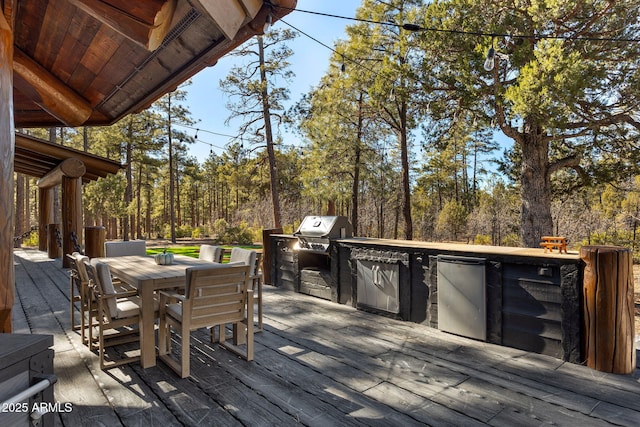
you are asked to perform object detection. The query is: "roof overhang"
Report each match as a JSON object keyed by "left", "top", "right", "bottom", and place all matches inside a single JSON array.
[
  {"left": 15, "top": 132, "right": 122, "bottom": 183},
  {"left": 7, "top": 0, "right": 296, "bottom": 128}
]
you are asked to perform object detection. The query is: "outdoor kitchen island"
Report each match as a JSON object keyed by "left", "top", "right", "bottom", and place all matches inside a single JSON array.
[{"left": 270, "top": 234, "right": 583, "bottom": 364}]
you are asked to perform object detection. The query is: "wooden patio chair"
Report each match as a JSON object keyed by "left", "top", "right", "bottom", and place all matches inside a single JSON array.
[
  {"left": 84, "top": 259, "right": 146, "bottom": 369},
  {"left": 104, "top": 240, "right": 147, "bottom": 257},
  {"left": 199, "top": 244, "right": 223, "bottom": 263},
  {"left": 67, "top": 252, "right": 94, "bottom": 345},
  {"left": 158, "top": 264, "right": 254, "bottom": 378},
  {"left": 229, "top": 247, "right": 263, "bottom": 332}
]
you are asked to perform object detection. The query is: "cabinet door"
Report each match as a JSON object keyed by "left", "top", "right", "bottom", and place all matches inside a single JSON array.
[
  {"left": 357, "top": 260, "right": 399, "bottom": 314},
  {"left": 377, "top": 262, "right": 399, "bottom": 313}
]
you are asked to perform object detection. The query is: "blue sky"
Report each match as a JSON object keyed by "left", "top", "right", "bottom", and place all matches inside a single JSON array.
[{"left": 181, "top": 1, "right": 363, "bottom": 160}]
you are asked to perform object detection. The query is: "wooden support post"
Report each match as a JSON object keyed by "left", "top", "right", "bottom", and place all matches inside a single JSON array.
[
  {"left": 37, "top": 158, "right": 86, "bottom": 267},
  {"left": 84, "top": 226, "right": 105, "bottom": 258},
  {"left": 47, "top": 224, "right": 61, "bottom": 259},
  {"left": 580, "top": 246, "right": 636, "bottom": 374},
  {"left": 0, "top": 12, "right": 14, "bottom": 333},
  {"left": 38, "top": 187, "right": 54, "bottom": 251},
  {"left": 62, "top": 177, "right": 82, "bottom": 268},
  {"left": 262, "top": 228, "right": 282, "bottom": 285}
]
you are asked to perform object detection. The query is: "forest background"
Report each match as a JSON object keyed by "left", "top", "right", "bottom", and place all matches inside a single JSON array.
[{"left": 13, "top": 0, "right": 640, "bottom": 260}]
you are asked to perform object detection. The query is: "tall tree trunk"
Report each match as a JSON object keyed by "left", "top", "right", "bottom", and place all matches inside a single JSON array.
[
  {"left": 123, "top": 117, "right": 133, "bottom": 241},
  {"left": 83, "top": 126, "right": 89, "bottom": 151},
  {"left": 15, "top": 174, "right": 23, "bottom": 248},
  {"left": 25, "top": 177, "right": 30, "bottom": 229},
  {"left": 520, "top": 120, "right": 553, "bottom": 247},
  {"left": 378, "top": 155, "right": 385, "bottom": 238},
  {"left": 136, "top": 165, "right": 143, "bottom": 239},
  {"left": 351, "top": 93, "right": 364, "bottom": 235},
  {"left": 258, "top": 35, "right": 282, "bottom": 228},
  {"left": 399, "top": 101, "right": 413, "bottom": 240},
  {"left": 145, "top": 170, "right": 152, "bottom": 238},
  {"left": 167, "top": 94, "right": 176, "bottom": 243},
  {"left": 176, "top": 171, "right": 181, "bottom": 228}
]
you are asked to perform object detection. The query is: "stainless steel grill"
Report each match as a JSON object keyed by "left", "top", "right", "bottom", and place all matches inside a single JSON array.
[
  {"left": 293, "top": 216, "right": 353, "bottom": 301},
  {"left": 293, "top": 216, "right": 353, "bottom": 253}
]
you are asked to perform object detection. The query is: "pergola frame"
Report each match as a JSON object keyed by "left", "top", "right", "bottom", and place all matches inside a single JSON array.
[
  {"left": 14, "top": 132, "right": 123, "bottom": 264},
  {"left": 0, "top": 0, "right": 297, "bottom": 333}
]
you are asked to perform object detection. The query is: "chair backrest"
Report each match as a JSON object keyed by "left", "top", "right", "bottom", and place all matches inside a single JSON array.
[
  {"left": 84, "top": 259, "right": 117, "bottom": 318},
  {"left": 66, "top": 252, "right": 90, "bottom": 297},
  {"left": 184, "top": 264, "right": 251, "bottom": 330},
  {"left": 199, "top": 244, "right": 223, "bottom": 263},
  {"left": 104, "top": 240, "right": 146, "bottom": 257},
  {"left": 72, "top": 252, "right": 90, "bottom": 283},
  {"left": 229, "top": 247, "right": 257, "bottom": 276}
]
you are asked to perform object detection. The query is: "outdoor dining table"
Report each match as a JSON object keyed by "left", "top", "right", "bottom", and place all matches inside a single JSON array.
[{"left": 95, "top": 254, "right": 219, "bottom": 368}]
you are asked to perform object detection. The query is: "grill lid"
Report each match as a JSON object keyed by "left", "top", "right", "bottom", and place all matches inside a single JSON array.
[{"left": 293, "top": 216, "right": 353, "bottom": 239}]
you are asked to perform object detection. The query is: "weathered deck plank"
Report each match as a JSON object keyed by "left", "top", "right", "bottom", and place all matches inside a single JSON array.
[{"left": 11, "top": 249, "right": 640, "bottom": 427}]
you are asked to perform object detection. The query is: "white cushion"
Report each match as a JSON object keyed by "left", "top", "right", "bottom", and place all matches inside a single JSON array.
[
  {"left": 95, "top": 262, "right": 117, "bottom": 316},
  {"left": 104, "top": 240, "right": 146, "bottom": 257},
  {"left": 199, "top": 244, "right": 223, "bottom": 262},
  {"left": 229, "top": 248, "right": 257, "bottom": 275},
  {"left": 165, "top": 303, "right": 182, "bottom": 321},
  {"left": 116, "top": 298, "right": 141, "bottom": 319},
  {"left": 115, "top": 295, "right": 157, "bottom": 319},
  {"left": 73, "top": 253, "right": 90, "bottom": 282}
]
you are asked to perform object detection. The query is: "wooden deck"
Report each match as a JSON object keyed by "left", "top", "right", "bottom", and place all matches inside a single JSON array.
[{"left": 12, "top": 248, "right": 640, "bottom": 426}]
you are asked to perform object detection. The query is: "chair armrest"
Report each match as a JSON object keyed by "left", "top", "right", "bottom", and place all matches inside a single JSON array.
[
  {"left": 158, "top": 290, "right": 186, "bottom": 302},
  {"left": 99, "top": 289, "right": 138, "bottom": 300}
]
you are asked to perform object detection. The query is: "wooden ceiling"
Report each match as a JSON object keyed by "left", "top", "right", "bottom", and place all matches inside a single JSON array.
[{"left": 5, "top": 0, "right": 296, "bottom": 128}]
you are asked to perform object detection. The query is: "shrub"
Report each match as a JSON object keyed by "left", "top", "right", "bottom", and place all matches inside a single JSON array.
[
  {"left": 216, "top": 221, "right": 254, "bottom": 245},
  {"left": 191, "top": 227, "right": 204, "bottom": 239},
  {"left": 177, "top": 224, "right": 193, "bottom": 239},
  {"left": 213, "top": 218, "right": 228, "bottom": 239},
  {"left": 501, "top": 233, "right": 521, "bottom": 247},
  {"left": 21, "top": 231, "right": 39, "bottom": 247},
  {"left": 474, "top": 234, "right": 492, "bottom": 245}
]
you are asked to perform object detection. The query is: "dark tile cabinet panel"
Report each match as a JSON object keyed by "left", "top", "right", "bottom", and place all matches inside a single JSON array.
[
  {"left": 500, "top": 262, "right": 581, "bottom": 363},
  {"left": 271, "top": 236, "right": 297, "bottom": 292},
  {"left": 502, "top": 263, "right": 564, "bottom": 357}
]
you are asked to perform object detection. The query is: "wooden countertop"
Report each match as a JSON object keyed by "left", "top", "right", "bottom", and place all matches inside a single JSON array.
[
  {"left": 273, "top": 234, "right": 580, "bottom": 260},
  {"left": 338, "top": 237, "right": 580, "bottom": 259}
]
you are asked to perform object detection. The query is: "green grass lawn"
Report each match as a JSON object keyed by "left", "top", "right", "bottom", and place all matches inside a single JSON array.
[{"left": 146, "top": 245, "right": 262, "bottom": 261}]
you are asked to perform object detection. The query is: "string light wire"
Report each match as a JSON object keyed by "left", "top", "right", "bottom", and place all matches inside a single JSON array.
[
  {"left": 274, "top": 4, "right": 640, "bottom": 43},
  {"left": 185, "top": 5, "right": 640, "bottom": 157}
]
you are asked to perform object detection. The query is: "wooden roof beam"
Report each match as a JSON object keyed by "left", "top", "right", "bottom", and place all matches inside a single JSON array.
[
  {"left": 68, "top": 0, "right": 177, "bottom": 51},
  {"left": 13, "top": 48, "right": 93, "bottom": 127},
  {"left": 198, "top": 0, "right": 262, "bottom": 40},
  {"left": 15, "top": 132, "right": 122, "bottom": 179},
  {"left": 36, "top": 158, "right": 86, "bottom": 189}
]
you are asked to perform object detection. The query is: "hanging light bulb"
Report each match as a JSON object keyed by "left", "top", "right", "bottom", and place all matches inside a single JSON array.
[
  {"left": 194, "top": 129, "right": 199, "bottom": 139},
  {"left": 484, "top": 47, "right": 495, "bottom": 71},
  {"left": 263, "top": 13, "right": 273, "bottom": 33},
  {"left": 341, "top": 61, "right": 346, "bottom": 73}
]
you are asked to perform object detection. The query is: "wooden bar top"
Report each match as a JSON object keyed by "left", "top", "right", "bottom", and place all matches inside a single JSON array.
[{"left": 269, "top": 235, "right": 581, "bottom": 260}]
